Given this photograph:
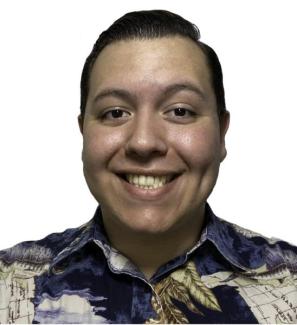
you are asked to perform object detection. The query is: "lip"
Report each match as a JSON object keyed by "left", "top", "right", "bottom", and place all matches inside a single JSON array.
[
  {"left": 115, "top": 173, "right": 181, "bottom": 201},
  {"left": 114, "top": 168, "right": 181, "bottom": 177}
]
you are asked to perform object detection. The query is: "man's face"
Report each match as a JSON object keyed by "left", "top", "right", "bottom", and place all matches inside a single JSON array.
[{"left": 79, "top": 37, "right": 229, "bottom": 235}]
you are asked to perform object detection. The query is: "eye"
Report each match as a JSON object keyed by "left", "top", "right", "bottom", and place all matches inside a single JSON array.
[
  {"left": 173, "top": 107, "right": 193, "bottom": 117},
  {"left": 101, "top": 108, "right": 131, "bottom": 120},
  {"left": 165, "top": 107, "right": 197, "bottom": 119}
]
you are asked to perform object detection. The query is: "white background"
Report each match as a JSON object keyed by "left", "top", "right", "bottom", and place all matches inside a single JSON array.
[{"left": 0, "top": 0, "right": 296, "bottom": 249}]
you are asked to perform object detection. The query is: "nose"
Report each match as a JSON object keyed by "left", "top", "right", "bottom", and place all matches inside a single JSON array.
[{"left": 124, "top": 112, "right": 168, "bottom": 159}]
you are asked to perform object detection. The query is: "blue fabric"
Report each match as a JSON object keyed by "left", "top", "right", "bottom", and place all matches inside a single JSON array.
[{"left": 0, "top": 203, "right": 297, "bottom": 323}]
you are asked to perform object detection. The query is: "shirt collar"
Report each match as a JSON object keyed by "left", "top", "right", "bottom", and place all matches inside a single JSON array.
[
  {"left": 204, "top": 203, "right": 265, "bottom": 271},
  {"left": 49, "top": 203, "right": 265, "bottom": 275},
  {"left": 49, "top": 206, "right": 143, "bottom": 276},
  {"left": 48, "top": 206, "right": 108, "bottom": 274}
]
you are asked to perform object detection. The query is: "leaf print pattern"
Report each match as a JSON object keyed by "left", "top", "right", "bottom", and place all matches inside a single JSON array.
[
  {"left": 147, "top": 261, "right": 221, "bottom": 324},
  {"left": 174, "top": 261, "right": 222, "bottom": 312},
  {"left": 148, "top": 294, "right": 186, "bottom": 324}
]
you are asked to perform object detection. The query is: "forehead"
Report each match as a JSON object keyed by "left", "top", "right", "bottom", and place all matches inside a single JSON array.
[{"left": 89, "top": 36, "right": 213, "bottom": 100}]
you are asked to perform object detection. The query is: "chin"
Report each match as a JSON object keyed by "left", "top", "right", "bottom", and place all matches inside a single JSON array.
[
  {"left": 107, "top": 205, "right": 180, "bottom": 235},
  {"left": 121, "top": 209, "right": 182, "bottom": 235},
  {"left": 126, "top": 219, "right": 173, "bottom": 235}
]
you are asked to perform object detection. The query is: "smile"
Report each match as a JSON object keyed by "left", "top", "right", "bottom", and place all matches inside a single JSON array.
[
  {"left": 116, "top": 172, "right": 181, "bottom": 201},
  {"left": 117, "top": 173, "right": 179, "bottom": 190},
  {"left": 125, "top": 174, "right": 173, "bottom": 189}
]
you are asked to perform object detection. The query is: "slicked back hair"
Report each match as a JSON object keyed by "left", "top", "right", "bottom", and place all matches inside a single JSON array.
[{"left": 80, "top": 10, "right": 226, "bottom": 119}]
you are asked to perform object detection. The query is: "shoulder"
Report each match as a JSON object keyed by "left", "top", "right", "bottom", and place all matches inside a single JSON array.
[
  {"left": 224, "top": 218, "right": 297, "bottom": 275},
  {"left": 202, "top": 217, "right": 297, "bottom": 324},
  {"left": 0, "top": 221, "right": 89, "bottom": 282},
  {"left": 0, "top": 220, "right": 93, "bottom": 323}
]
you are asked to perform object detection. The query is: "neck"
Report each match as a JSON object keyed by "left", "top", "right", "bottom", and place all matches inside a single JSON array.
[{"left": 102, "top": 209, "right": 205, "bottom": 280}]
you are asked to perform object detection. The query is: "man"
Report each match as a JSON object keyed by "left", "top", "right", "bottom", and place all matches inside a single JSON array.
[{"left": 0, "top": 10, "right": 296, "bottom": 324}]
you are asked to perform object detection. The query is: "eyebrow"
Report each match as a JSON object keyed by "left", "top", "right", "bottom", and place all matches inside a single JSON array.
[
  {"left": 93, "top": 88, "right": 136, "bottom": 104},
  {"left": 93, "top": 82, "right": 206, "bottom": 105},
  {"left": 162, "top": 82, "right": 206, "bottom": 100}
]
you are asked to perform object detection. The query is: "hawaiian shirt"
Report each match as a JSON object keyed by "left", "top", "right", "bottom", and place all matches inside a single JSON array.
[{"left": 0, "top": 203, "right": 297, "bottom": 324}]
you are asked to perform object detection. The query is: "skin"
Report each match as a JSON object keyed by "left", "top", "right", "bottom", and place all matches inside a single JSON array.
[{"left": 78, "top": 36, "right": 230, "bottom": 279}]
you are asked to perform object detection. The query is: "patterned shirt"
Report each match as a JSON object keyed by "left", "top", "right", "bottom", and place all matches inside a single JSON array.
[{"left": 0, "top": 203, "right": 297, "bottom": 324}]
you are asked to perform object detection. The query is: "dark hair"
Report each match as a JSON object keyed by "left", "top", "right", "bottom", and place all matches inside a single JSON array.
[{"left": 80, "top": 10, "right": 226, "bottom": 119}]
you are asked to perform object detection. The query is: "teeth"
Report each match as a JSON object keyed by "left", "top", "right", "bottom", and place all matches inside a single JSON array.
[{"left": 125, "top": 174, "right": 172, "bottom": 189}]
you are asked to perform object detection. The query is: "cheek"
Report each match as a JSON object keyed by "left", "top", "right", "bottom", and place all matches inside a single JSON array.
[
  {"left": 171, "top": 124, "right": 220, "bottom": 167},
  {"left": 82, "top": 126, "right": 124, "bottom": 168}
]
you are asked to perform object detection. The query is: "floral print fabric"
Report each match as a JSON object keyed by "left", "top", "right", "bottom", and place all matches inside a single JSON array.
[{"left": 0, "top": 204, "right": 296, "bottom": 323}]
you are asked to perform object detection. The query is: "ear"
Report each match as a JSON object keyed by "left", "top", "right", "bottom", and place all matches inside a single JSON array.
[
  {"left": 219, "top": 110, "right": 230, "bottom": 162},
  {"left": 78, "top": 114, "right": 84, "bottom": 134}
]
